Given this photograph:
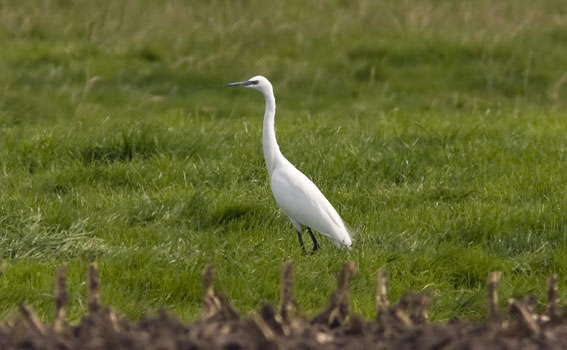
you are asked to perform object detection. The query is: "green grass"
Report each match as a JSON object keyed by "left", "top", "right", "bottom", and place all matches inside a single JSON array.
[{"left": 1, "top": 0, "right": 567, "bottom": 323}]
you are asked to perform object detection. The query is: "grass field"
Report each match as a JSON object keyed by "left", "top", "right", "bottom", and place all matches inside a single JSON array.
[{"left": 1, "top": 0, "right": 567, "bottom": 323}]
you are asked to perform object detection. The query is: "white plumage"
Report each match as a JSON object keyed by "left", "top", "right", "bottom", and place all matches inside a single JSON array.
[{"left": 227, "top": 76, "right": 352, "bottom": 251}]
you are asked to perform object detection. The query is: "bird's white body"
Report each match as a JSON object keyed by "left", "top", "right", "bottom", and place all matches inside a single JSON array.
[
  {"left": 270, "top": 162, "right": 351, "bottom": 248},
  {"left": 229, "top": 76, "right": 352, "bottom": 249}
]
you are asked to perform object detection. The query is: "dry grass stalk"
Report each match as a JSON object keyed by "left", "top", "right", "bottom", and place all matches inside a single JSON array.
[
  {"left": 395, "top": 292, "right": 427, "bottom": 327},
  {"left": 393, "top": 308, "right": 413, "bottom": 328},
  {"left": 201, "top": 265, "right": 239, "bottom": 321},
  {"left": 54, "top": 265, "right": 67, "bottom": 332},
  {"left": 375, "top": 268, "right": 399, "bottom": 331},
  {"left": 409, "top": 292, "right": 430, "bottom": 323},
  {"left": 546, "top": 274, "right": 558, "bottom": 321},
  {"left": 312, "top": 261, "right": 357, "bottom": 327},
  {"left": 335, "top": 261, "right": 357, "bottom": 304},
  {"left": 19, "top": 304, "right": 47, "bottom": 335},
  {"left": 5, "top": 263, "right": 567, "bottom": 350},
  {"left": 202, "top": 264, "right": 215, "bottom": 294},
  {"left": 487, "top": 271, "right": 502, "bottom": 321},
  {"left": 508, "top": 299, "right": 541, "bottom": 336},
  {"left": 252, "top": 313, "right": 276, "bottom": 341},
  {"left": 279, "top": 260, "right": 296, "bottom": 324},
  {"left": 88, "top": 262, "right": 100, "bottom": 314},
  {"left": 104, "top": 307, "right": 121, "bottom": 333},
  {"left": 202, "top": 265, "right": 221, "bottom": 319},
  {"left": 376, "top": 268, "right": 389, "bottom": 316}
]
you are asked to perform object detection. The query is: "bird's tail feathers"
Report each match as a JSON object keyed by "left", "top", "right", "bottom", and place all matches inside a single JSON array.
[{"left": 333, "top": 225, "right": 353, "bottom": 249}]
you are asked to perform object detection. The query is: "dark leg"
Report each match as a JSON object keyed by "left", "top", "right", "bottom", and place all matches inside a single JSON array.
[
  {"left": 297, "top": 230, "right": 306, "bottom": 252},
  {"left": 307, "top": 227, "right": 319, "bottom": 252}
]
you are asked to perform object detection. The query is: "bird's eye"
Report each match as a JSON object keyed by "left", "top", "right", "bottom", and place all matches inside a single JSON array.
[{"left": 251, "top": 80, "right": 259, "bottom": 85}]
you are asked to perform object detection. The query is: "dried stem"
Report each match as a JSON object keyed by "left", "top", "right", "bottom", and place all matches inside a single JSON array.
[
  {"left": 393, "top": 308, "right": 413, "bottom": 328},
  {"left": 20, "top": 304, "right": 47, "bottom": 335},
  {"left": 88, "top": 262, "right": 100, "bottom": 314},
  {"left": 279, "top": 260, "right": 296, "bottom": 324},
  {"left": 202, "top": 265, "right": 220, "bottom": 319},
  {"left": 201, "top": 265, "right": 238, "bottom": 321},
  {"left": 54, "top": 265, "right": 67, "bottom": 332},
  {"left": 337, "top": 261, "right": 357, "bottom": 297},
  {"left": 396, "top": 292, "right": 430, "bottom": 326},
  {"left": 487, "top": 271, "right": 502, "bottom": 321},
  {"left": 509, "top": 299, "right": 541, "bottom": 336},
  {"left": 312, "top": 261, "right": 357, "bottom": 327},
  {"left": 410, "top": 293, "right": 430, "bottom": 324},
  {"left": 252, "top": 313, "right": 276, "bottom": 341},
  {"left": 203, "top": 264, "right": 215, "bottom": 293},
  {"left": 376, "top": 268, "right": 389, "bottom": 316},
  {"left": 546, "top": 274, "right": 558, "bottom": 321},
  {"left": 105, "top": 307, "right": 121, "bottom": 332}
]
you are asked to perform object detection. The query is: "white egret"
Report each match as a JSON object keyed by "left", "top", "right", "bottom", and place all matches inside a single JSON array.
[{"left": 226, "top": 76, "right": 352, "bottom": 251}]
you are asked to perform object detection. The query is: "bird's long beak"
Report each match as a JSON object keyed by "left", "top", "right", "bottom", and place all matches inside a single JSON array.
[{"left": 225, "top": 80, "right": 255, "bottom": 87}]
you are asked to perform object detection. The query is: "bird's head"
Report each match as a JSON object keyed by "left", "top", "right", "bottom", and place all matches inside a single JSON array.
[{"left": 225, "top": 75, "right": 273, "bottom": 96}]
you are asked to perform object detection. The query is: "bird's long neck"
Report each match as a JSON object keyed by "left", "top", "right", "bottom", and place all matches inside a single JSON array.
[{"left": 262, "top": 90, "right": 283, "bottom": 176}]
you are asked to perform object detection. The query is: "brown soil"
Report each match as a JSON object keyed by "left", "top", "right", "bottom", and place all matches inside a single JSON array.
[{"left": 1, "top": 262, "right": 566, "bottom": 350}]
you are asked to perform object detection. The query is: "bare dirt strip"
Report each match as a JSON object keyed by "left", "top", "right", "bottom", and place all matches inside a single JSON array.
[{"left": 2, "top": 262, "right": 567, "bottom": 350}]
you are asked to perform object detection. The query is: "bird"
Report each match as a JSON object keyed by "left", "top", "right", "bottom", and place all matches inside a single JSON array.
[{"left": 226, "top": 76, "right": 352, "bottom": 251}]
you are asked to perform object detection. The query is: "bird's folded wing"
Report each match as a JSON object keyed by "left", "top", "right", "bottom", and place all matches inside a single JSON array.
[{"left": 270, "top": 165, "right": 345, "bottom": 238}]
